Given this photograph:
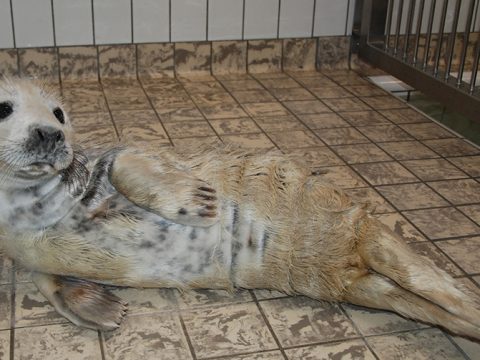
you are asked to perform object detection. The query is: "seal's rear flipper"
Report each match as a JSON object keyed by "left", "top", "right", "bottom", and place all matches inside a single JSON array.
[{"left": 32, "top": 272, "right": 127, "bottom": 331}]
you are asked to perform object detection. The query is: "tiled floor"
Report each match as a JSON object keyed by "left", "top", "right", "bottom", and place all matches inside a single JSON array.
[{"left": 1, "top": 69, "right": 480, "bottom": 359}]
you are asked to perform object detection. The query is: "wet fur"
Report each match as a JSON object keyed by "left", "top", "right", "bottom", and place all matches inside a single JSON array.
[{"left": 0, "top": 80, "right": 480, "bottom": 338}]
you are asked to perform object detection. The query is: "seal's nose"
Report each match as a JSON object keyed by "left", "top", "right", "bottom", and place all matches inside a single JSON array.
[{"left": 31, "top": 126, "right": 65, "bottom": 150}]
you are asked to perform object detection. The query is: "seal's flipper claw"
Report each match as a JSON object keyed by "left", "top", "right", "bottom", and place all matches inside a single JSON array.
[{"left": 32, "top": 272, "right": 128, "bottom": 331}]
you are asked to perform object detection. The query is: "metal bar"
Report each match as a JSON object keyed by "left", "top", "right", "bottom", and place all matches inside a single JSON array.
[
  {"left": 433, "top": 0, "right": 449, "bottom": 76},
  {"left": 444, "top": 0, "right": 462, "bottom": 80},
  {"left": 359, "top": 42, "right": 480, "bottom": 123},
  {"left": 403, "top": 0, "right": 417, "bottom": 60},
  {"left": 385, "top": 0, "right": 395, "bottom": 50},
  {"left": 394, "top": 0, "right": 404, "bottom": 55},
  {"left": 423, "top": 0, "right": 437, "bottom": 69},
  {"left": 456, "top": 0, "right": 476, "bottom": 86},
  {"left": 470, "top": 39, "right": 480, "bottom": 93},
  {"left": 413, "top": 0, "right": 426, "bottom": 64}
]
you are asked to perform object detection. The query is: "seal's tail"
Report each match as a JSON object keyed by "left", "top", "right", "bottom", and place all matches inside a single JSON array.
[{"left": 345, "top": 220, "right": 480, "bottom": 339}]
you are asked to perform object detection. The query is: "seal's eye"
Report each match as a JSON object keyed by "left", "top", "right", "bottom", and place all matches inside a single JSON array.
[
  {"left": 0, "top": 102, "right": 13, "bottom": 121},
  {"left": 53, "top": 107, "right": 65, "bottom": 124}
]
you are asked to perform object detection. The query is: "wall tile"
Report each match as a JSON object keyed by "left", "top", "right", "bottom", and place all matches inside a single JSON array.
[
  {"left": 53, "top": 0, "right": 93, "bottom": 46},
  {"left": 0, "top": 49, "right": 18, "bottom": 76},
  {"left": 171, "top": 0, "right": 207, "bottom": 42},
  {"left": 0, "top": 0, "right": 13, "bottom": 48},
  {"left": 212, "top": 40, "right": 247, "bottom": 74},
  {"left": 283, "top": 38, "right": 316, "bottom": 70},
  {"left": 208, "top": 0, "right": 243, "bottom": 41},
  {"left": 248, "top": 39, "right": 282, "bottom": 73},
  {"left": 133, "top": 0, "right": 169, "bottom": 43},
  {"left": 94, "top": 0, "right": 131, "bottom": 44},
  {"left": 313, "top": 0, "right": 349, "bottom": 36},
  {"left": 279, "top": 0, "right": 315, "bottom": 38},
  {"left": 12, "top": 0, "right": 54, "bottom": 47},
  {"left": 98, "top": 44, "right": 136, "bottom": 78},
  {"left": 137, "top": 43, "right": 174, "bottom": 78},
  {"left": 175, "top": 42, "right": 211, "bottom": 74},
  {"left": 317, "top": 36, "right": 350, "bottom": 70},
  {"left": 59, "top": 46, "right": 98, "bottom": 82},
  {"left": 244, "top": 0, "right": 279, "bottom": 40},
  {"left": 18, "top": 47, "right": 58, "bottom": 81}
]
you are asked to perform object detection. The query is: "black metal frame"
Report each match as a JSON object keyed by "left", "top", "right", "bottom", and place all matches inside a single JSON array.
[{"left": 353, "top": 0, "right": 480, "bottom": 123}]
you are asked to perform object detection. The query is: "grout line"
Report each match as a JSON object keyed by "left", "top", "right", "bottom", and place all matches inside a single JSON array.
[
  {"left": 311, "top": 0, "right": 317, "bottom": 38},
  {"left": 97, "top": 81, "right": 120, "bottom": 139},
  {"left": 91, "top": 0, "right": 96, "bottom": 46},
  {"left": 169, "top": 0, "right": 172, "bottom": 43},
  {"left": 250, "top": 292, "right": 289, "bottom": 360},
  {"left": 276, "top": 0, "right": 282, "bottom": 39},
  {"left": 9, "top": 262, "right": 16, "bottom": 360},
  {"left": 242, "top": 0, "right": 246, "bottom": 41},
  {"left": 206, "top": 0, "right": 209, "bottom": 41},
  {"left": 9, "top": 0, "right": 16, "bottom": 48},
  {"left": 130, "top": 0, "right": 134, "bottom": 43},
  {"left": 98, "top": 331, "right": 106, "bottom": 360},
  {"left": 50, "top": 0, "right": 56, "bottom": 47},
  {"left": 344, "top": 0, "right": 350, "bottom": 37},
  {"left": 178, "top": 315, "right": 198, "bottom": 360}
]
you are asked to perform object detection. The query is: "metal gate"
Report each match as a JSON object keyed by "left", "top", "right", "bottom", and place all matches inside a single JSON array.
[{"left": 353, "top": 0, "right": 480, "bottom": 122}]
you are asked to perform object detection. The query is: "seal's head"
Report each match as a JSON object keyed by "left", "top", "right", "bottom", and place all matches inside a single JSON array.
[{"left": 0, "top": 78, "right": 74, "bottom": 181}]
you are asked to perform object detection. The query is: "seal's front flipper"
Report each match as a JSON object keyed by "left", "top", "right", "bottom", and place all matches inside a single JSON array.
[
  {"left": 32, "top": 272, "right": 127, "bottom": 331},
  {"left": 110, "top": 150, "right": 219, "bottom": 227}
]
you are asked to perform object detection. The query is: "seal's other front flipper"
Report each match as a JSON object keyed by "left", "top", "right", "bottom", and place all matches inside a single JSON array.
[
  {"left": 110, "top": 150, "right": 219, "bottom": 227},
  {"left": 32, "top": 272, "right": 127, "bottom": 331}
]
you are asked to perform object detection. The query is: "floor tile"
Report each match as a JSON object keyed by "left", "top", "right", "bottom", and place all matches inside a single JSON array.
[
  {"left": 342, "top": 304, "right": 424, "bottom": 336},
  {"left": 375, "top": 212, "right": 426, "bottom": 243},
  {"left": 215, "top": 351, "right": 284, "bottom": 360},
  {"left": 376, "top": 183, "right": 448, "bottom": 210},
  {"left": 254, "top": 116, "right": 307, "bottom": 132},
  {"left": 423, "top": 138, "right": 480, "bottom": 157},
  {"left": 377, "top": 141, "right": 439, "bottom": 160},
  {"left": 295, "top": 75, "right": 337, "bottom": 88},
  {"left": 103, "top": 313, "right": 192, "bottom": 360},
  {"left": 182, "top": 303, "right": 277, "bottom": 358},
  {"left": 163, "top": 121, "right": 216, "bottom": 138},
  {"left": 399, "top": 122, "right": 456, "bottom": 140},
  {"left": 285, "top": 339, "right": 375, "bottom": 360},
  {"left": 15, "top": 324, "right": 102, "bottom": 360},
  {"left": 448, "top": 156, "right": 480, "bottom": 177},
  {"left": 268, "top": 130, "right": 323, "bottom": 149},
  {"left": 366, "top": 328, "right": 465, "bottom": 360},
  {"left": 253, "top": 289, "right": 288, "bottom": 300},
  {"left": 332, "top": 143, "right": 392, "bottom": 164},
  {"left": 458, "top": 204, "right": 480, "bottom": 225},
  {"left": 113, "top": 110, "right": 169, "bottom": 144},
  {"left": 0, "top": 285, "right": 11, "bottom": 330},
  {"left": 15, "top": 282, "right": 67, "bottom": 327},
  {"left": 0, "top": 330, "right": 9, "bottom": 360},
  {"left": 436, "top": 237, "right": 480, "bottom": 274},
  {"left": 428, "top": 179, "right": 480, "bottom": 205},
  {"left": 353, "top": 162, "right": 418, "bottom": 185},
  {"left": 243, "top": 102, "right": 290, "bottom": 117},
  {"left": 74, "top": 125, "right": 118, "bottom": 150},
  {"left": 62, "top": 85, "right": 108, "bottom": 114},
  {"left": 326, "top": 72, "right": 369, "bottom": 86},
  {"left": 221, "top": 79, "right": 264, "bottom": 92},
  {"left": 309, "top": 86, "right": 354, "bottom": 99},
  {"left": 111, "top": 288, "right": 177, "bottom": 316},
  {"left": 344, "top": 187, "right": 395, "bottom": 214},
  {"left": 154, "top": 102, "right": 204, "bottom": 121},
  {"left": 451, "top": 335, "right": 480, "bottom": 360},
  {"left": 339, "top": 111, "right": 391, "bottom": 126},
  {"left": 315, "top": 166, "right": 367, "bottom": 189},
  {"left": 103, "top": 85, "right": 151, "bottom": 110},
  {"left": 190, "top": 92, "right": 237, "bottom": 106},
  {"left": 209, "top": 118, "right": 261, "bottom": 135},
  {"left": 401, "top": 159, "right": 467, "bottom": 181},
  {"left": 314, "top": 127, "right": 369, "bottom": 145},
  {"left": 270, "top": 87, "right": 315, "bottom": 101},
  {"left": 221, "top": 133, "right": 275, "bottom": 150},
  {"left": 231, "top": 89, "right": 276, "bottom": 103},
  {"left": 172, "top": 136, "right": 222, "bottom": 150},
  {"left": 175, "top": 289, "right": 253, "bottom": 309},
  {"left": 403, "top": 207, "right": 480, "bottom": 240},
  {"left": 282, "top": 100, "right": 331, "bottom": 115},
  {"left": 408, "top": 242, "right": 463, "bottom": 276},
  {"left": 322, "top": 98, "right": 372, "bottom": 112},
  {"left": 298, "top": 113, "right": 350, "bottom": 129},
  {"left": 260, "top": 297, "right": 357, "bottom": 347},
  {"left": 357, "top": 125, "right": 413, "bottom": 142},
  {"left": 348, "top": 84, "right": 387, "bottom": 97},
  {"left": 198, "top": 102, "right": 248, "bottom": 119},
  {"left": 360, "top": 95, "right": 407, "bottom": 110},
  {"left": 0, "top": 256, "right": 13, "bottom": 285},
  {"left": 183, "top": 81, "right": 226, "bottom": 94},
  {"left": 70, "top": 112, "right": 113, "bottom": 129},
  {"left": 379, "top": 108, "right": 431, "bottom": 124},
  {"left": 285, "top": 147, "right": 344, "bottom": 169},
  {"left": 259, "top": 78, "right": 300, "bottom": 89}
]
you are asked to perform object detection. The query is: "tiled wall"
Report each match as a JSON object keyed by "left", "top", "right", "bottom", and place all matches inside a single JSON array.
[{"left": 0, "top": 0, "right": 355, "bottom": 49}]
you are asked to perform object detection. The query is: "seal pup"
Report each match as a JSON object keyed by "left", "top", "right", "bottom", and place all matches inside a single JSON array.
[{"left": 0, "top": 78, "right": 480, "bottom": 339}]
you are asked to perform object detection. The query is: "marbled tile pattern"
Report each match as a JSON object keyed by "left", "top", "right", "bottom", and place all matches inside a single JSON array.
[
  {"left": 282, "top": 38, "right": 316, "bottom": 71},
  {"left": 18, "top": 48, "right": 59, "bottom": 81},
  {"left": 4, "top": 66, "right": 480, "bottom": 360},
  {"left": 0, "top": 49, "right": 19, "bottom": 77}
]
